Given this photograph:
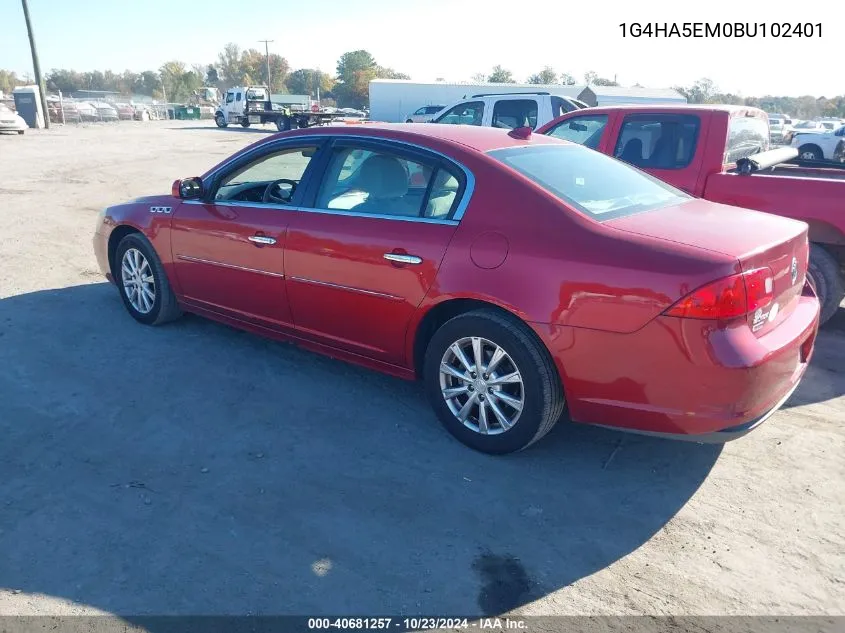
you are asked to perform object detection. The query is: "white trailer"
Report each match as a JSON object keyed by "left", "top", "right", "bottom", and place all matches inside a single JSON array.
[{"left": 369, "top": 79, "right": 584, "bottom": 123}]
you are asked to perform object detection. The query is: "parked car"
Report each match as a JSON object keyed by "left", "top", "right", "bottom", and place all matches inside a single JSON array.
[
  {"left": 430, "top": 91, "right": 587, "bottom": 130},
  {"left": 769, "top": 117, "right": 788, "bottom": 144},
  {"left": 790, "top": 125, "right": 845, "bottom": 161},
  {"left": 820, "top": 119, "right": 844, "bottom": 131},
  {"left": 93, "top": 123, "right": 819, "bottom": 454},
  {"left": 0, "top": 103, "right": 26, "bottom": 134},
  {"left": 91, "top": 101, "right": 119, "bottom": 121},
  {"left": 537, "top": 104, "right": 845, "bottom": 325},
  {"left": 405, "top": 105, "right": 446, "bottom": 123},
  {"left": 75, "top": 101, "right": 98, "bottom": 121},
  {"left": 114, "top": 103, "right": 136, "bottom": 120},
  {"left": 46, "top": 100, "right": 82, "bottom": 123}
]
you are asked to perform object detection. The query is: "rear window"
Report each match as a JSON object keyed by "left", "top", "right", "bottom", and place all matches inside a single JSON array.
[
  {"left": 488, "top": 144, "right": 691, "bottom": 221},
  {"left": 725, "top": 115, "right": 770, "bottom": 163}
]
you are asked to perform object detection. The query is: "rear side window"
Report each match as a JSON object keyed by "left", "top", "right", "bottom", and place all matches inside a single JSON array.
[
  {"left": 725, "top": 115, "right": 770, "bottom": 164},
  {"left": 435, "top": 101, "right": 484, "bottom": 125},
  {"left": 614, "top": 114, "right": 700, "bottom": 170},
  {"left": 491, "top": 99, "right": 538, "bottom": 130},
  {"left": 551, "top": 96, "right": 579, "bottom": 118},
  {"left": 488, "top": 144, "right": 690, "bottom": 221},
  {"left": 546, "top": 114, "right": 609, "bottom": 149}
]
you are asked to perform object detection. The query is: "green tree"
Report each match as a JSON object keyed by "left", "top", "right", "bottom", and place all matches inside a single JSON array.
[
  {"left": 559, "top": 72, "right": 576, "bottom": 85},
  {"left": 527, "top": 67, "right": 557, "bottom": 84},
  {"left": 584, "top": 71, "right": 618, "bottom": 86},
  {"left": 333, "top": 50, "right": 407, "bottom": 108},
  {"left": 286, "top": 69, "right": 334, "bottom": 96},
  {"left": 206, "top": 66, "right": 219, "bottom": 85},
  {"left": 674, "top": 77, "right": 717, "bottom": 104},
  {"left": 487, "top": 65, "right": 515, "bottom": 83},
  {"left": 0, "top": 70, "right": 24, "bottom": 93},
  {"left": 336, "top": 50, "right": 377, "bottom": 83}
]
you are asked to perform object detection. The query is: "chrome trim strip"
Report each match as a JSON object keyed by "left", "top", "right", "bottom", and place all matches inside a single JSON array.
[
  {"left": 197, "top": 133, "right": 476, "bottom": 222},
  {"left": 291, "top": 206, "right": 458, "bottom": 225},
  {"left": 289, "top": 275, "right": 403, "bottom": 301},
  {"left": 176, "top": 255, "right": 285, "bottom": 278},
  {"left": 248, "top": 235, "right": 277, "bottom": 245},
  {"left": 383, "top": 253, "right": 422, "bottom": 264}
]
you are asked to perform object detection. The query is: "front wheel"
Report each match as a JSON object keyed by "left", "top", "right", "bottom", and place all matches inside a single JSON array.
[
  {"left": 423, "top": 310, "right": 565, "bottom": 454},
  {"left": 214, "top": 113, "right": 227, "bottom": 128},
  {"left": 798, "top": 145, "right": 823, "bottom": 161},
  {"left": 809, "top": 244, "right": 845, "bottom": 326},
  {"left": 115, "top": 233, "right": 182, "bottom": 326}
]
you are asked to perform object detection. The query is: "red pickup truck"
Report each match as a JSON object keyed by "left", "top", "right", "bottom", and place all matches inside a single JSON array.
[{"left": 536, "top": 105, "right": 845, "bottom": 325}]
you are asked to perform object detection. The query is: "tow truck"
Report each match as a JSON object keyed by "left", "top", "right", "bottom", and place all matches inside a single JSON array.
[{"left": 214, "top": 85, "right": 348, "bottom": 131}]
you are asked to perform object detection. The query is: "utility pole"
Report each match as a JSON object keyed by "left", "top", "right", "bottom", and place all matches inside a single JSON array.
[
  {"left": 259, "top": 39, "right": 274, "bottom": 92},
  {"left": 20, "top": 0, "right": 50, "bottom": 128}
]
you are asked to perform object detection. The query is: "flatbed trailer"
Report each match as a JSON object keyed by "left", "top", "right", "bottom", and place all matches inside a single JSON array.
[{"left": 214, "top": 85, "right": 350, "bottom": 131}]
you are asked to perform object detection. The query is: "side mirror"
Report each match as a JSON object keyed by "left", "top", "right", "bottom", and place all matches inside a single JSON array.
[{"left": 172, "top": 177, "right": 203, "bottom": 200}]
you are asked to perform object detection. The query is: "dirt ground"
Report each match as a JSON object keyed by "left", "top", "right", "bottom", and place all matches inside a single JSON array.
[{"left": 0, "top": 121, "right": 843, "bottom": 621}]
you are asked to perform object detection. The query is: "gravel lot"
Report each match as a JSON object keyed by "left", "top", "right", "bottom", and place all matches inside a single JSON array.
[{"left": 0, "top": 121, "right": 843, "bottom": 621}]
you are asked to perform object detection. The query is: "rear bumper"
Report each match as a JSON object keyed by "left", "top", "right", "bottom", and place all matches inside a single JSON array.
[{"left": 535, "top": 283, "right": 820, "bottom": 439}]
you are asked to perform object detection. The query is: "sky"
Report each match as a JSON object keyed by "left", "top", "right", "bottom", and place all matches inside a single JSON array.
[{"left": 1, "top": 0, "right": 841, "bottom": 97}]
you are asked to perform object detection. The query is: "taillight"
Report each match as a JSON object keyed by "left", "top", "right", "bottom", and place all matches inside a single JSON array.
[{"left": 664, "top": 268, "right": 774, "bottom": 320}]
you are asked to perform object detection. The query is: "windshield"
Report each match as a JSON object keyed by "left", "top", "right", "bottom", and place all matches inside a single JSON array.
[{"left": 487, "top": 144, "right": 690, "bottom": 221}]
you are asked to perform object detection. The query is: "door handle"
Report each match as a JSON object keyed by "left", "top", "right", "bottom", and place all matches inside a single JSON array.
[
  {"left": 384, "top": 253, "right": 422, "bottom": 265},
  {"left": 248, "top": 235, "right": 277, "bottom": 245}
]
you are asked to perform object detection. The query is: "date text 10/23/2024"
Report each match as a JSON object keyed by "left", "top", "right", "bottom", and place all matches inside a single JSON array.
[{"left": 619, "top": 22, "right": 823, "bottom": 38}]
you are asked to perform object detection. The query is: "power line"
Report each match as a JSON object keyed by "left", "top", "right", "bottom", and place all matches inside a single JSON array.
[{"left": 259, "top": 39, "right": 274, "bottom": 92}]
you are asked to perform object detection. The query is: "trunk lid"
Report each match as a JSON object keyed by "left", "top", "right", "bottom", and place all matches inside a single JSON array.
[{"left": 607, "top": 198, "right": 810, "bottom": 335}]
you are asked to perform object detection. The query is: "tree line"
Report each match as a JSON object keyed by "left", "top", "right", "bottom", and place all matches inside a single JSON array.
[{"left": 2, "top": 55, "right": 843, "bottom": 118}]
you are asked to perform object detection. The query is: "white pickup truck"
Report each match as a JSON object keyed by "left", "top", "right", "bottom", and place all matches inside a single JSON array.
[
  {"left": 429, "top": 91, "right": 588, "bottom": 130},
  {"left": 791, "top": 124, "right": 845, "bottom": 162}
]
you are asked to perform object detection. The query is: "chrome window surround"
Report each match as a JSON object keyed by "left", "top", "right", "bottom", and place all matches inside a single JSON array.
[{"left": 183, "top": 134, "right": 476, "bottom": 225}]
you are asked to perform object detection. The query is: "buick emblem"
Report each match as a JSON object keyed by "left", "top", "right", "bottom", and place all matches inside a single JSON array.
[{"left": 790, "top": 257, "right": 799, "bottom": 285}]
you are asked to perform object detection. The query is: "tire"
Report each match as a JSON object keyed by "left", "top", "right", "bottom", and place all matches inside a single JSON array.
[
  {"left": 240, "top": 118, "right": 251, "bottom": 128},
  {"left": 809, "top": 244, "right": 845, "bottom": 326},
  {"left": 214, "top": 113, "right": 227, "bottom": 128},
  {"left": 275, "top": 117, "right": 291, "bottom": 132},
  {"left": 114, "top": 233, "right": 182, "bottom": 326},
  {"left": 423, "top": 309, "right": 565, "bottom": 454},
  {"left": 798, "top": 144, "right": 823, "bottom": 161},
  {"left": 405, "top": 119, "right": 413, "bottom": 123},
  {"left": 17, "top": 130, "right": 24, "bottom": 135}
]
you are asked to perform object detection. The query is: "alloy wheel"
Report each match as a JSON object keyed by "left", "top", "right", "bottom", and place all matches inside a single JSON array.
[
  {"left": 438, "top": 336, "right": 525, "bottom": 435},
  {"left": 121, "top": 248, "right": 156, "bottom": 314}
]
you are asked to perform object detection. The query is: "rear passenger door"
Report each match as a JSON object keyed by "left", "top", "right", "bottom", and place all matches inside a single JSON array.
[
  {"left": 610, "top": 113, "right": 704, "bottom": 194},
  {"left": 283, "top": 138, "right": 469, "bottom": 365}
]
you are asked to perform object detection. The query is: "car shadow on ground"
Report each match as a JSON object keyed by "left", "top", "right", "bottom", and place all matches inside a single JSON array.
[
  {"left": 169, "top": 125, "right": 277, "bottom": 134},
  {"left": 783, "top": 304, "right": 845, "bottom": 408},
  {"left": 1, "top": 283, "right": 725, "bottom": 619}
]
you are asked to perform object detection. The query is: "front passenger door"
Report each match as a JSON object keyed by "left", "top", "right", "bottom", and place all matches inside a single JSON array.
[{"left": 171, "top": 141, "right": 324, "bottom": 329}]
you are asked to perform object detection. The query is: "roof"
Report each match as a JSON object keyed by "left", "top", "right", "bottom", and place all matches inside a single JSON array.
[
  {"left": 369, "top": 78, "right": 586, "bottom": 96},
  {"left": 583, "top": 86, "right": 685, "bottom": 99},
  {"left": 573, "top": 103, "right": 763, "bottom": 115},
  {"left": 282, "top": 122, "right": 564, "bottom": 153}
]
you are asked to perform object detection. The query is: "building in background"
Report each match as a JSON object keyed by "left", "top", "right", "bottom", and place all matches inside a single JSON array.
[{"left": 369, "top": 79, "right": 686, "bottom": 122}]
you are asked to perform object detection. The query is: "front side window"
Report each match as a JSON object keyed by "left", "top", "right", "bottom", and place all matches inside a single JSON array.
[
  {"left": 215, "top": 146, "right": 319, "bottom": 204},
  {"left": 614, "top": 114, "right": 701, "bottom": 170},
  {"left": 413, "top": 107, "right": 427, "bottom": 115},
  {"left": 315, "top": 146, "right": 461, "bottom": 219},
  {"left": 434, "top": 101, "right": 484, "bottom": 126},
  {"left": 488, "top": 144, "right": 690, "bottom": 221},
  {"left": 725, "top": 114, "right": 770, "bottom": 164},
  {"left": 491, "top": 99, "right": 538, "bottom": 130},
  {"left": 226, "top": 92, "right": 234, "bottom": 104},
  {"left": 546, "top": 114, "right": 609, "bottom": 150}
]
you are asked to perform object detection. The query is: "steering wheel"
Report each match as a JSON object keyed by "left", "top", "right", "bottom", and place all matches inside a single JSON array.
[{"left": 262, "top": 178, "right": 298, "bottom": 204}]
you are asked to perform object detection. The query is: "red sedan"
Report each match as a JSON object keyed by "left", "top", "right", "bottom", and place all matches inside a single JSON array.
[{"left": 93, "top": 123, "right": 820, "bottom": 454}]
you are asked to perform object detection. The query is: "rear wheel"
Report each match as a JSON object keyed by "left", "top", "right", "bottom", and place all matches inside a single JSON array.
[
  {"left": 240, "top": 118, "right": 251, "bottom": 128},
  {"left": 423, "top": 310, "right": 565, "bottom": 454},
  {"left": 115, "top": 233, "right": 182, "bottom": 326},
  {"left": 17, "top": 130, "right": 24, "bottom": 135},
  {"left": 809, "top": 244, "right": 845, "bottom": 326},
  {"left": 798, "top": 144, "right": 823, "bottom": 161},
  {"left": 275, "top": 116, "right": 291, "bottom": 132}
]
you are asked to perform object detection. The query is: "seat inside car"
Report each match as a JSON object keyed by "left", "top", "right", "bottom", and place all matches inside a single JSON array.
[{"left": 350, "top": 155, "right": 418, "bottom": 216}]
